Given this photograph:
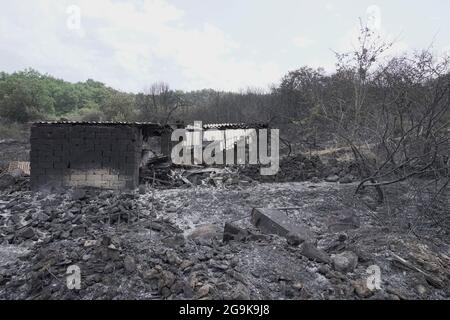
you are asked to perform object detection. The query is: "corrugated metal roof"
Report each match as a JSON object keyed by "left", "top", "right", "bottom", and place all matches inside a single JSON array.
[
  {"left": 33, "top": 121, "right": 164, "bottom": 127},
  {"left": 187, "top": 123, "right": 268, "bottom": 130},
  {"left": 33, "top": 121, "right": 269, "bottom": 130}
]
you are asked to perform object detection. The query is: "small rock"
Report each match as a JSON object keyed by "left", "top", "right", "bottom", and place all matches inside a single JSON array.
[
  {"left": 187, "top": 224, "right": 221, "bottom": 240},
  {"left": 299, "top": 242, "right": 331, "bottom": 264},
  {"left": 230, "top": 282, "right": 250, "bottom": 300},
  {"left": 223, "top": 222, "right": 250, "bottom": 243},
  {"left": 286, "top": 232, "right": 304, "bottom": 246},
  {"left": 71, "top": 226, "right": 86, "bottom": 238},
  {"left": 104, "top": 262, "right": 115, "bottom": 274},
  {"left": 325, "top": 175, "right": 339, "bottom": 182},
  {"left": 416, "top": 284, "right": 427, "bottom": 295},
  {"left": 143, "top": 268, "right": 160, "bottom": 281},
  {"left": 160, "top": 286, "right": 171, "bottom": 298},
  {"left": 71, "top": 189, "right": 87, "bottom": 201},
  {"left": 352, "top": 280, "right": 373, "bottom": 298},
  {"left": 36, "top": 212, "right": 50, "bottom": 222},
  {"left": 162, "top": 234, "right": 186, "bottom": 248},
  {"left": 138, "top": 185, "right": 146, "bottom": 195},
  {"left": 159, "top": 270, "right": 176, "bottom": 289},
  {"left": 82, "top": 254, "right": 91, "bottom": 261},
  {"left": 332, "top": 251, "right": 358, "bottom": 273},
  {"left": 292, "top": 282, "right": 303, "bottom": 290},
  {"left": 0, "top": 174, "right": 16, "bottom": 190},
  {"left": 180, "top": 260, "right": 194, "bottom": 270},
  {"left": 84, "top": 240, "right": 97, "bottom": 247},
  {"left": 165, "top": 250, "right": 182, "bottom": 265},
  {"left": 166, "top": 206, "right": 178, "bottom": 213},
  {"left": 19, "top": 227, "right": 35, "bottom": 239},
  {"left": 124, "top": 255, "right": 137, "bottom": 274},
  {"left": 317, "top": 265, "right": 330, "bottom": 275},
  {"left": 339, "top": 174, "right": 354, "bottom": 184},
  {"left": 196, "top": 284, "right": 212, "bottom": 299}
]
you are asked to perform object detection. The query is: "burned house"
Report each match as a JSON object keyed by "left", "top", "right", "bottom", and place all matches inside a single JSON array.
[
  {"left": 30, "top": 121, "right": 171, "bottom": 190},
  {"left": 29, "top": 121, "right": 271, "bottom": 191}
]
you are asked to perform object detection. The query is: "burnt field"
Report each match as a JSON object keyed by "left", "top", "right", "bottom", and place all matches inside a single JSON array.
[{"left": 0, "top": 141, "right": 448, "bottom": 300}]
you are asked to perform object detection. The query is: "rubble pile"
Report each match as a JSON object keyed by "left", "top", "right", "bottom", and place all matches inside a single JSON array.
[
  {"left": 1, "top": 182, "right": 448, "bottom": 300},
  {"left": 239, "top": 154, "right": 325, "bottom": 183},
  {"left": 239, "top": 154, "right": 364, "bottom": 184},
  {"left": 139, "top": 153, "right": 362, "bottom": 188},
  {"left": 141, "top": 163, "right": 254, "bottom": 189},
  {"left": 0, "top": 139, "right": 29, "bottom": 168},
  {"left": 0, "top": 171, "right": 29, "bottom": 192},
  {"left": 0, "top": 188, "right": 259, "bottom": 299}
]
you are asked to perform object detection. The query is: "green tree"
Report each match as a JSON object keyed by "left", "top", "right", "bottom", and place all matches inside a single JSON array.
[{"left": 101, "top": 92, "right": 135, "bottom": 121}]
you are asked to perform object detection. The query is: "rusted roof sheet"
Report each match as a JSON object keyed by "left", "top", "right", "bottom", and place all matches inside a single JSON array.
[
  {"left": 33, "top": 121, "right": 164, "bottom": 128},
  {"left": 32, "top": 121, "right": 269, "bottom": 130},
  {"left": 186, "top": 123, "right": 268, "bottom": 130}
]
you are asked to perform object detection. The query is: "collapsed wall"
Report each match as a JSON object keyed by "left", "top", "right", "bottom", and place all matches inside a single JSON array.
[{"left": 30, "top": 123, "right": 143, "bottom": 190}]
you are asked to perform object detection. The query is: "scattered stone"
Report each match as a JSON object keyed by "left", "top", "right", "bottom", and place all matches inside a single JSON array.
[
  {"left": 286, "top": 232, "right": 304, "bottom": 246},
  {"left": 416, "top": 284, "right": 427, "bottom": 295},
  {"left": 187, "top": 224, "right": 221, "bottom": 240},
  {"left": 299, "top": 242, "right": 331, "bottom": 264},
  {"left": 251, "top": 208, "right": 315, "bottom": 243},
  {"left": 36, "top": 212, "right": 50, "bottom": 222},
  {"left": 71, "top": 189, "right": 87, "bottom": 201},
  {"left": 339, "top": 174, "right": 354, "bottom": 184},
  {"left": 138, "top": 185, "right": 146, "bottom": 195},
  {"left": 196, "top": 284, "right": 212, "bottom": 299},
  {"left": 159, "top": 270, "right": 176, "bottom": 291},
  {"left": 166, "top": 206, "right": 178, "bottom": 213},
  {"left": 328, "top": 213, "right": 360, "bottom": 232},
  {"left": 180, "top": 260, "right": 194, "bottom": 270},
  {"left": 124, "top": 255, "right": 137, "bottom": 274},
  {"left": 230, "top": 282, "right": 250, "bottom": 300},
  {"left": 292, "top": 282, "right": 303, "bottom": 290},
  {"left": 104, "top": 262, "right": 115, "bottom": 274},
  {"left": 332, "top": 251, "right": 358, "bottom": 273},
  {"left": 0, "top": 174, "right": 16, "bottom": 190},
  {"left": 352, "top": 280, "right": 373, "bottom": 298},
  {"left": 162, "top": 234, "right": 186, "bottom": 248},
  {"left": 310, "top": 177, "right": 320, "bottom": 183},
  {"left": 19, "top": 227, "right": 35, "bottom": 239},
  {"left": 84, "top": 240, "right": 97, "bottom": 247},
  {"left": 71, "top": 225, "right": 86, "bottom": 238},
  {"left": 165, "top": 250, "right": 182, "bottom": 265},
  {"left": 223, "top": 222, "right": 250, "bottom": 243},
  {"left": 325, "top": 175, "right": 339, "bottom": 182}
]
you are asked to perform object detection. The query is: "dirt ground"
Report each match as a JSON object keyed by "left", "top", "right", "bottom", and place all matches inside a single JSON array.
[{"left": 0, "top": 179, "right": 449, "bottom": 300}]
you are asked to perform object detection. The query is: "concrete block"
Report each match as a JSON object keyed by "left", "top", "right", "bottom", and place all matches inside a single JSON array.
[
  {"left": 71, "top": 174, "right": 87, "bottom": 182},
  {"left": 251, "top": 208, "right": 315, "bottom": 243}
]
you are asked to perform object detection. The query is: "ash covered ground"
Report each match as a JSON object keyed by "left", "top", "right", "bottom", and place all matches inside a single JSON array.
[{"left": 0, "top": 175, "right": 449, "bottom": 300}]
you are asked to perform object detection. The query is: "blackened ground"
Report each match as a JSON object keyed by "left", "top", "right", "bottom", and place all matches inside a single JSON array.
[{"left": 0, "top": 179, "right": 449, "bottom": 300}]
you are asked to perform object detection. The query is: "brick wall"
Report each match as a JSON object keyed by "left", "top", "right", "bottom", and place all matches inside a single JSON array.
[{"left": 30, "top": 124, "right": 142, "bottom": 190}]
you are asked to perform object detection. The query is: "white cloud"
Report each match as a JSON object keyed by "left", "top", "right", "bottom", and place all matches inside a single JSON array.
[
  {"left": 0, "top": 0, "right": 282, "bottom": 92},
  {"left": 325, "top": 2, "right": 334, "bottom": 11},
  {"left": 292, "top": 35, "right": 314, "bottom": 48}
]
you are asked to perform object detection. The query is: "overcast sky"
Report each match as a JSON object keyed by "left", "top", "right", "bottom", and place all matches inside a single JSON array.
[{"left": 1, "top": 0, "right": 449, "bottom": 92}]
